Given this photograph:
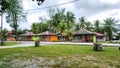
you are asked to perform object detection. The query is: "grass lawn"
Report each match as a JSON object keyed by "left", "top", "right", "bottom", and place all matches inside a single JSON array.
[
  {"left": 0, "top": 45, "right": 120, "bottom": 68},
  {"left": 0, "top": 41, "right": 21, "bottom": 46}
]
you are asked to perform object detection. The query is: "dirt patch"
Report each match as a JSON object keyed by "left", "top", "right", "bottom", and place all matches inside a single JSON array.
[{"left": 0, "top": 55, "right": 119, "bottom": 68}]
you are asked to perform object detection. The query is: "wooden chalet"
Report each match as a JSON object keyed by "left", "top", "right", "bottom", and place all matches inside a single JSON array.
[
  {"left": 19, "top": 32, "right": 35, "bottom": 41},
  {"left": 58, "top": 33, "right": 68, "bottom": 41},
  {"left": 73, "top": 29, "right": 94, "bottom": 42},
  {"left": 38, "top": 31, "right": 58, "bottom": 42}
]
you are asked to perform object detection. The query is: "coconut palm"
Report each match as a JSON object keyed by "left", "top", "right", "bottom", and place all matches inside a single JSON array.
[
  {"left": 103, "top": 17, "right": 118, "bottom": 41},
  {"left": 78, "top": 16, "right": 86, "bottom": 29},
  {"left": 94, "top": 20, "right": 101, "bottom": 33},
  {"left": 57, "top": 21, "right": 66, "bottom": 41},
  {"left": 85, "top": 21, "right": 93, "bottom": 31},
  {"left": 65, "top": 11, "right": 75, "bottom": 30}
]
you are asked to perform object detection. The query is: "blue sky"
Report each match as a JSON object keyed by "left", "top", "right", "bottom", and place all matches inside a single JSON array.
[{"left": 1, "top": 0, "right": 120, "bottom": 30}]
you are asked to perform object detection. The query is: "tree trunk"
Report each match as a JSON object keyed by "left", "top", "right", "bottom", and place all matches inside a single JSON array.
[
  {"left": 1, "top": 38, "right": 5, "bottom": 46},
  {"left": 35, "top": 41, "right": 39, "bottom": 47},
  {"left": 0, "top": 12, "right": 5, "bottom": 46},
  {"left": 15, "top": 13, "right": 18, "bottom": 41},
  {"left": 119, "top": 47, "right": 120, "bottom": 51},
  {"left": 61, "top": 34, "right": 63, "bottom": 42},
  {"left": 93, "top": 43, "right": 102, "bottom": 51}
]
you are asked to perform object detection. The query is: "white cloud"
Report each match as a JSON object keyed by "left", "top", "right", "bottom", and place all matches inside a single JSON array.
[
  {"left": 1, "top": 0, "right": 120, "bottom": 30},
  {"left": 100, "top": 0, "right": 120, "bottom": 4},
  {"left": 88, "top": 9, "right": 120, "bottom": 23}
]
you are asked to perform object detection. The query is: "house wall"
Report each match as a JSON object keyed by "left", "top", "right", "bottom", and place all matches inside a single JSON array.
[
  {"left": 50, "top": 36, "right": 58, "bottom": 41},
  {"left": 97, "top": 36, "right": 106, "bottom": 42},
  {"left": 73, "top": 34, "right": 93, "bottom": 42},
  {"left": 40, "top": 35, "right": 58, "bottom": 42}
]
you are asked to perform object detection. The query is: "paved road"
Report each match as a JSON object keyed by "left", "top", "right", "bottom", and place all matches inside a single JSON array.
[{"left": 0, "top": 41, "right": 120, "bottom": 49}]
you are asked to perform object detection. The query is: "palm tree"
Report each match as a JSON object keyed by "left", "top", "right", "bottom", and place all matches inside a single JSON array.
[
  {"left": 79, "top": 16, "right": 86, "bottom": 29},
  {"left": 50, "top": 8, "right": 66, "bottom": 33},
  {"left": 0, "top": 28, "right": 8, "bottom": 46},
  {"left": 0, "top": 0, "right": 9, "bottom": 46},
  {"left": 103, "top": 17, "right": 118, "bottom": 41},
  {"left": 75, "top": 23, "right": 80, "bottom": 31},
  {"left": 66, "top": 11, "right": 75, "bottom": 30},
  {"left": 86, "top": 21, "right": 93, "bottom": 31},
  {"left": 94, "top": 20, "right": 101, "bottom": 33},
  {"left": 57, "top": 21, "right": 66, "bottom": 41}
]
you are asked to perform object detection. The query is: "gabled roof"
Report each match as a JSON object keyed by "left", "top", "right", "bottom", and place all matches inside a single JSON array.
[
  {"left": 7, "top": 31, "right": 12, "bottom": 34},
  {"left": 73, "top": 29, "right": 93, "bottom": 35},
  {"left": 38, "top": 31, "right": 57, "bottom": 36},
  {"left": 20, "top": 32, "right": 35, "bottom": 36},
  {"left": 58, "top": 33, "right": 67, "bottom": 37},
  {"left": 93, "top": 32, "right": 105, "bottom": 37}
]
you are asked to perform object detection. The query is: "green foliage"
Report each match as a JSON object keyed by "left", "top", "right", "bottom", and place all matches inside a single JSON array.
[
  {"left": 2, "top": 28, "right": 8, "bottom": 39},
  {"left": 31, "top": 22, "right": 49, "bottom": 34},
  {"left": 32, "top": 0, "right": 45, "bottom": 5},
  {"left": 0, "top": 0, "right": 10, "bottom": 12},
  {"left": 94, "top": 20, "right": 101, "bottom": 32},
  {"left": 79, "top": 16, "right": 86, "bottom": 29},
  {"left": 5, "top": 0, "right": 26, "bottom": 40},
  {"left": 103, "top": 17, "right": 118, "bottom": 41}
]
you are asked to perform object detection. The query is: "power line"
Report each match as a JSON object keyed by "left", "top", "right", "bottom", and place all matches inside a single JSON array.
[{"left": 24, "top": 0, "right": 79, "bottom": 12}]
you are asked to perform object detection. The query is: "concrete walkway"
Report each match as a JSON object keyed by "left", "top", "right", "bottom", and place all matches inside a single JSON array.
[{"left": 0, "top": 41, "right": 120, "bottom": 49}]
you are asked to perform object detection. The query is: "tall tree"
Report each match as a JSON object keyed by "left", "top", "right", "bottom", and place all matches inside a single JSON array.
[
  {"left": 66, "top": 11, "right": 75, "bottom": 30},
  {"left": 6, "top": 0, "right": 26, "bottom": 41},
  {"left": 31, "top": 22, "right": 49, "bottom": 34},
  {"left": 79, "top": 16, "right": 86, "bottom": 29},
  {"left": 0, "top": 0, "right": 10, "bottom": 45},
  {"left": 31, "top": 23, "right": 40, "bottom": 34},
  {"left": 86, "top": 21, "right": 93, "bottom": 31},
  {"left": 57, "top": 21, "right": 66, "bottom": 41},
  {"left": 103, "top": 17, "right": 118, "bottom": 41},
  {"left": 0, "top": 28, "right": 8, "bottom": 46},
  {"left": 94, "top": 20, "right": 101, "bottom": 33}
]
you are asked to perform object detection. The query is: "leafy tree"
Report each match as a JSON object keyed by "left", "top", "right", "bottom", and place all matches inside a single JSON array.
[
  {"left": 31, "top": 22, "right": 49, "bottom": 34},
  {"left": 85, "top": 21, "right": 93, "bottom": 31},
  {"left": 0, "top": 28, "right": 8, "bottom": 46},
  {"left": 31, "top": 23, "right": 40, "bottom": 34},
  {"left": 32, "top": 0, "right": 45, "bottom": 5},
  {"left": 0, "top": 0, "right": 10, "bottom": 45},
  {"left": 75, "top": 23, "right": 80, "bottom": 31},
  {"left": 94, "top": 20, "right": 101, "bottom": 33},
  {"left": 17, "top": 29, "right": 29, "bottom": 35},
  {"left": 78, "top": 16, "right": 86, "bottom": 29},
  {"left": 57, "top": 21, "right": 66, "bottom": 41},
  {"left": 0, "top": 0, "right": 9, "bottom": 12},
  {"left": 65, "top": 11, "right": 75, "bottom": 30},
  {"left": 6, "top": 0, "right": 26, "bottom": 41},
  {"left": 103, "top": 17, "right": 118, "bottom": 41}
]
